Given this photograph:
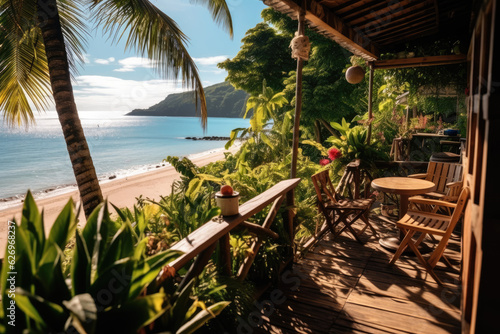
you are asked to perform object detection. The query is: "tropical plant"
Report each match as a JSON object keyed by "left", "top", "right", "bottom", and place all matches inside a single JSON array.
[
  {"left": 304, "top": 117, "right": 388, "bottom": 181},
  {"left": 226, "top": 82, "right": 288, "bottom": 149},
  {"left": 0, "top": 192, "right": 229, "bottom": 333},
  {"left": 0, "top": 0, "right": 233, "bottom": 217}
]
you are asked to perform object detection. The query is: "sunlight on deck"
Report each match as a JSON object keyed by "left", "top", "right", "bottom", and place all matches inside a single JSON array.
[{"left": 250, "top": 215, "right": 461, "bottom": 334}]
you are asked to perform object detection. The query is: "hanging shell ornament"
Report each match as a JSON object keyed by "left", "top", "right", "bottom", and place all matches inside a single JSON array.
[
  {"left": 290, "top": 32, "right": 311, "bottom": 61},
  {"left": 345, "top": 65, "right": 365, "bottom": 84}
]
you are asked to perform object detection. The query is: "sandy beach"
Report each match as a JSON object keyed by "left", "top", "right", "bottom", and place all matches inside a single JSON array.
[{"left": 0, "top": 146, "right": 237, "bottom": 258}]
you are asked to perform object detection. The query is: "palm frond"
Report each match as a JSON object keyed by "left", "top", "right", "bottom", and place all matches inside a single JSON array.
[
  {"left": 189, "top": 0, "right": 233, "bottom": 38},
  {"left": 0, "top": 0, "right": 87, "bottom": 126},
  {"left": 57, "top": 0, "right": 88, "bottom": 74},
  {"left": 0, "top": 0, "right": 51, "bottom": 126},
  {"left": 91, "top": 0, "right": 233, "bottom": 129}
]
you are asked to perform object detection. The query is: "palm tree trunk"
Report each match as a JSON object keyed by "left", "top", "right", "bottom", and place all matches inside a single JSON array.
[{"left": 37, "top": 0, "right": 103, "bottom": 218}]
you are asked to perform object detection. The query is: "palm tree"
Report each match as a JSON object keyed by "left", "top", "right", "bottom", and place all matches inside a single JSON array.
[{"left": 0, "top": 0, "right": 233, "bottom": 218}]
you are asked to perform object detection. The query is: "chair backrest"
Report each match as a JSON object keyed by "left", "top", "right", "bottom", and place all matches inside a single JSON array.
[
  {"left": 311, "top": 170, "right": 338, "bottom": 209},
  {"left": 425, "top": 162, "right": 463, "bottom": 194},
  {"left": 428, "top": 186, "right": 470, "bottom": 267}
]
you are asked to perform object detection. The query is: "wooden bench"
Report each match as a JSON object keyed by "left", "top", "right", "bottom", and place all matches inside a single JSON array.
[{"left": 167, "top": 178, "right": 301, "bottom": 288}]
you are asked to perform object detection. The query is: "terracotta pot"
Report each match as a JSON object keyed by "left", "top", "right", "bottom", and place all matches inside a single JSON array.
[{"left": 215, "top": 191, "right": 240, "bottom": 216}]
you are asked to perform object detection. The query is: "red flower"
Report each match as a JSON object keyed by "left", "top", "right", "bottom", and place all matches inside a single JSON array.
[
  {"left": 328, "top": 147, "right": 342, "bottom": 161},
  {"left": 319, "top": 158, "right": 330, "bottom": 166}
]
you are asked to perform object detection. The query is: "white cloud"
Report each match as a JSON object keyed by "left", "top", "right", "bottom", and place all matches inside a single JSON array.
[
  {"left": 94, "top": 57, "right": 115, "bottom": 65},
  {"left": 193, "top": 55, "right": 228, "bottom": 66},
  {"left": 114, "top": 57, "right": 156, "bottom": 72},
  {"left": 72, "top": 75, "right": 187, "bottom": 111}
]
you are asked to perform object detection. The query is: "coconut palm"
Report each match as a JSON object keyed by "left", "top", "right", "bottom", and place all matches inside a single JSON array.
[{"left": 0, "top": 0, "right": 233, "bottom": 217}]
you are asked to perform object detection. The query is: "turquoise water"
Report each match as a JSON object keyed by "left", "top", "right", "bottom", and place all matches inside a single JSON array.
[{"left": 0, "top": 111, "right": 248, "bottom": 204}]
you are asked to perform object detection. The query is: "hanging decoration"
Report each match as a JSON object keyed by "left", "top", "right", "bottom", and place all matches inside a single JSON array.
[
  {"left": 290, "top": 31, "right": 311, "bottom": 60},
  {"left": 345, "top": 65, "right": 365, "bottom": 84}
]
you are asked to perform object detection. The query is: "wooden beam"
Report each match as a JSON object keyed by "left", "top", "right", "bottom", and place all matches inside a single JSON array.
[
  {"left": 237, "top": 221, "right": 280, "bottom": 239},
  {"left": 372, "top": 55, "right": 467, "bottom": 69},
  {"left": 263, "top": 0, "right": 379, "bottom": 60}
]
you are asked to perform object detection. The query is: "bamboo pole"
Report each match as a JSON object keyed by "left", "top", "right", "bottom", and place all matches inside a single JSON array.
[
  {"left": 285, "top": 5, "right": 306, "bottom": 257},
  {"left": 367, "top": 62, "right": 374, "bottom": 143},
  {"left": 290, "top": 10, "right": 306, "bottom": 179}
]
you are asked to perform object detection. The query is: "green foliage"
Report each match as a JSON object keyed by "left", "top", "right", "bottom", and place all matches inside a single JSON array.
[
  {"left": 217, "top": 22, "right": 296, "bottom": 95},
  {"left": 0, "top": 192, "right": 184, "bottom": 333},
  {"left": 0, "top": 192, "right": 231, "bottom": 334}
]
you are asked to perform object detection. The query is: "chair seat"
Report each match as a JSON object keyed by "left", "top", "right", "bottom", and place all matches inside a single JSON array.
[
  {"left": 430, "top": 152, "right": 460, "bottom": 163},
  {"left": 398, "top": 210, "right": 451, "bottom": 236},
  {"left": 325, "top": 198, "right": 374, "bottom": 210}
]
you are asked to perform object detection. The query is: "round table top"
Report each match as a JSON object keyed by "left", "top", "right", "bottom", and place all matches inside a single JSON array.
[{"left": 371, "top": 177, "right": 436, "bottom": 196}]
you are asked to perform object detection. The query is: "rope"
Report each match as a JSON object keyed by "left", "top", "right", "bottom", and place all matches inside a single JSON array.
[{"left": 290, "top": 32, "right": 310, "bottom": 61}]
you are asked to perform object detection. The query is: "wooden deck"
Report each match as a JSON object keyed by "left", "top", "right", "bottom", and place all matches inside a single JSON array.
[{"left": 250, "top": 214, "right": 462, "bottom": 334}]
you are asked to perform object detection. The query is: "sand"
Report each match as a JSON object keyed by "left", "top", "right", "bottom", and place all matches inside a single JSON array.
[{"left": 0, "top": 146, "right": 237, "bottom": 258}]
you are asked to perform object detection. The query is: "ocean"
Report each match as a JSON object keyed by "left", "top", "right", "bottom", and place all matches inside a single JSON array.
[{"left": 0, "top": 111, "right": 249, "bottom": 208}]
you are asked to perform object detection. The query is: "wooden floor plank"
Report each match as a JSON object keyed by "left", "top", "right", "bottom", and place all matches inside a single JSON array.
[
  {"left": 338, "top": 302, "right": 461, "bottom": 334},
  {"left": 250, "top": 214, "right": 462, "bottom": 334}
]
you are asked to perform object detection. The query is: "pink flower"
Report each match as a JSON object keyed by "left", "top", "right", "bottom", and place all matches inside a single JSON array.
[
  {"left": 328, "top": 147, "right": 342, "bottom": 161},
  {"left": 319, "top": 158, "right": 330, "bottom": 166}
]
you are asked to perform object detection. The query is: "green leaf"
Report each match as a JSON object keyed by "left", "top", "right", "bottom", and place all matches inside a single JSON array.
[
  {"left": 201, "top": 207, "right": 221, "bottom": 224},
  {"left": 302, "top": 140, "right": 328, "bottom": 156},
  {"left": 15, "top": 287, "right": 67, "bottom": 330},
  {"left": 81, "top": 202, "right": 104, "bottom": 260},
  {"left": 21, "top": 191, "right": 45, "bottom": 260},
  {"left": 71, "top": 230, "right": 91, "bottom": 295},
  {"left": 97, "top": 221, "right": 135, "bottom": 275},
  {"left": 260, "top": 132, "right": 272, "bottom": 147},
  {"left": 62, "top": 293, "right": 97, "bottom": 334},
  {"left": 111, "top": 203, "right": 129, "bottom": 222},
  {"left": 36, "top": 245, "right": 71, "bottom": 303},
  {"left": 89, "top": 258, "right": 135, "bottom": 309},
  {"left": 176, "top": 301, "right": 230, "bottom": 334},
  {"left": 97, "top": 292, "right": 167, "bottom": 332},
  {"left": 129, "top": 250, "right": 181, "bottom": 300},
  {"left": 171, "top": 278, "right": 197, "bottom": 330},
  {"left": 186, "top": 178, "right": 203, "bottom": 200},
  {"left": 46, "top": 198, "right": 76, "bottom": 252}
]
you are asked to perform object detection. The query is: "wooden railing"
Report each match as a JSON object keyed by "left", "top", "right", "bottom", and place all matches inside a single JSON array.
[{"left": 167, "top": 178, "right": 301, "bottom": 289}]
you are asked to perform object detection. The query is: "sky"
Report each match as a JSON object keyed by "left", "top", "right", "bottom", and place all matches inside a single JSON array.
[{"left": 70, "top": 0, "right": 268, "bottom": 113}]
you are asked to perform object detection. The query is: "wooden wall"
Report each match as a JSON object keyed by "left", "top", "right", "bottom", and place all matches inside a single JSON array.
[{"left": 462, "top": 0, "right": 500, "bottom": 332}]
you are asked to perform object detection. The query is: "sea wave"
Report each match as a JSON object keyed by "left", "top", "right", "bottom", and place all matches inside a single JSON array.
[{"left": 0, "top": 144, "right": 237, "bottom": 211}]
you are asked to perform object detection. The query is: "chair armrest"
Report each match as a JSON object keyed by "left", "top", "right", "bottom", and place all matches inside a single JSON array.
[
  {"left": 408, "top": 197, "right": 458, "bottom": 208},
  {"left": 408, "top": 173, "right": 427, "bottom": 179},
  {"left": 446, "top": 181, "right": 462, "bottom": 189}
]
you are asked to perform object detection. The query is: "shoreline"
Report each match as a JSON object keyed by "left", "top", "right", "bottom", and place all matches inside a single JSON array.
[
  {"left": 0, "top": 144, "right": 239, "bottom": 258},
  {"left": 0, "top": 144, "right": 232, "bottom": 210}
]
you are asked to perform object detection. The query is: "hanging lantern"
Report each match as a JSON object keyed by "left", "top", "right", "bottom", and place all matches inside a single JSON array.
[{"left": 345, "top": 65, "right": 365, "bottom": 84}]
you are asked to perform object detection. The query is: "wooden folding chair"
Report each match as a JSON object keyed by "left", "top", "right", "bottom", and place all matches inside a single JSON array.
[
  {"left": 408, "top": 161, "right": 463, "bottom": 200},
  {"left": 311, "top": 170, "right": 377, "bottom": 244},
  {"left": 389, "top": 187, "right": 470, "bottom": 285}
]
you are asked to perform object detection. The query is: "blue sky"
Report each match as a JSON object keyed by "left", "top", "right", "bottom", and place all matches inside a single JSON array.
[{"left": 72, "top": 0, "right": 267, "bottom": 112}]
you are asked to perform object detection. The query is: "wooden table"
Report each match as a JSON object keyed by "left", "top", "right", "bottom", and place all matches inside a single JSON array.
[
  {"left": 372, "top": 177, "right": 436, "bottom": 251},
  {"left": 412, "top": 132, "right": 460, "bottom": 149}
]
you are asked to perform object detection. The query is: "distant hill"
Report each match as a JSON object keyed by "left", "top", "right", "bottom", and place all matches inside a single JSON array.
[{"left": 127, "top": 82, "right": 249, "bottom": 118}]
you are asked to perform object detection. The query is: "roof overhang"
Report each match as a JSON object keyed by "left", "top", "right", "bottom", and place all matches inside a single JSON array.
[{"left": 263, "top": 0, "right": 472, "bottom": 64}]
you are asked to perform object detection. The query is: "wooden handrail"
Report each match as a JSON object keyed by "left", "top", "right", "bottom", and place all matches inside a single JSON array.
[{"left": 168, "top": 178, "right": 301, "bottom": 275}]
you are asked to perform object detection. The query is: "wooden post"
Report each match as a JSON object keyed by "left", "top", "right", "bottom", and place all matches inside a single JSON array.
[
  {"left": 290, "top": 9, "right": 306, "bottom": 179},
  {"left": 286, "top": 6, "right": 306, "bottom": 256},
  {"left": 367, "top": 62, "right": 374, "bottom": 143},
  {"left": 219, "top": 233, "right": 232, "bottom": 276}
]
